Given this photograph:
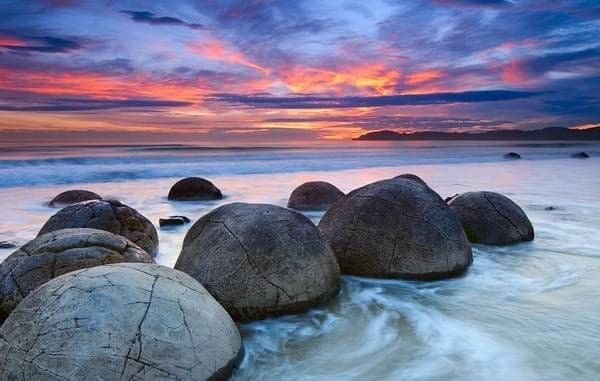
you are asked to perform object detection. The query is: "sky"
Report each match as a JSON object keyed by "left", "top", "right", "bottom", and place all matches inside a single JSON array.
[{"left": 0, "top": 0, "right": 598, "bottom": 144}]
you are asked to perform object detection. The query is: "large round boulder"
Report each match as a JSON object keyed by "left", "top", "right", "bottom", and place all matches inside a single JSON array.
[
  {"left": 49, "top": 189, "right": 102, "bottom": 207},
  {"left": 287, "top": 181, "right": 345, "bottom": 210},
  {"left": 448, "top": 191, "right": 534, "bottom": 245},
  {"left": 175, "top": 203, "right": 341, "bottom": 321},
  {"left": 0, "top": 263, "right": 243, "bottom": 380},
  {"left": 0, "top": 228, "right": 153, "bottom": 322},
  {"left": 38, "top": 199, "right": 159, "bottom": 256},
  {"left": 318, "top": 178, "right": 472, "bottom": 280},
  {"left": 168, "top": 177, "right": 223, "bottom": 201}
]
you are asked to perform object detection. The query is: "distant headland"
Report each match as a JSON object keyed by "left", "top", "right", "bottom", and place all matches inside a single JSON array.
[{"left": 353, "top": 126, "right": 600, "bottom": 141}]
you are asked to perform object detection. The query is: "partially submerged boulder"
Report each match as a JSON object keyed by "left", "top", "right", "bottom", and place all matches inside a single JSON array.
[
  {"left": 318, "top": 178, "right": 472, "bottom": 280},
  {"left": 159, "top": 215, "right": 191, "bottom": 228},
  {"left": 571, "top": 151, "right": 590, "bottom": 159},
  {"left": 448, "top": 191, "right": 534, "bottom": 245},
  {"left": 287, "top": 181, "right": 345, "bottom": 210},
  {"left": 175, "top": 203, "right": 341, "bottom": 321},
  {"left": 503, "top": 152, "right": 521, "bottom": 160},
  {"left": 38, "top": 199, "right": 159, "bottom": 256},
  {"left": 0, "top": 263, "right": 243, "bottom": 380},
  {"left": 49, "top": 189, "right": 102, "bottom": 207},
  {"left": 0, "top": 228, "right": 153, "bottom": 322},
  {"left": 168, "top": 177, "right": 223, "bottom": 201}
]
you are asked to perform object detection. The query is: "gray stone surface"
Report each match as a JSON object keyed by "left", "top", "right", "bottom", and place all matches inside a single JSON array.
[
  {"left": 287, "top": 181, "right": 345, "bottom": 211},
  {"left": 168, "top": 177, "right": 223, "bottom": 201},
  {"left": 448, "top": 191, "right": 534, "bottom": 245},
  {"left": 393, "top": 173, "right": 428, "bottom": 187},
  {"left": 175, "top": 203, "right": 341, "bottom": 321},
  {"left": 38, "top": 199, "right": 159, "bottom": 257},
  {"left": 0, "top": 228, "right": 153, "bottom": 322},
  {"left": 0, "top": 263, "right": 243, "bottom": 381},
  {"left": 49, "top": 189, "right": 102, "bottom": 207},
  {"left": 318, "top": 178, "right": 472, "bottom": 280}
]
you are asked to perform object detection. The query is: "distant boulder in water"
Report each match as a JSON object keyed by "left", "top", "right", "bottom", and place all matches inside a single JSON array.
[
  {"left": 448, "top": 191, "right": 534, "bottom": 245},
  {"left": 503, "top": 152, "right": 521, "bottom": 160},
  {"left": 571, "top": 152, "right": 590, "bottom": 159},
  {"left": 318, "top": 178, "right": 473, "bottom": 280},
  {"left": 168, "top": 177, "right": 223, "bottom": 201},
  {"left": 287, "top": 181, "right": 344, "bottom": 211},
  {"left": 159, "top": 215, "right": 191, "bottom": 228},
  {"left": 49, "top": 189, "right": 101, "bottom": 207}
]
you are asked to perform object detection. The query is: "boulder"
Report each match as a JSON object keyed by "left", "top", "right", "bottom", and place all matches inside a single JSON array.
[
  {"left": 159, "top": 215, "right": 191, "bottom": 228},
  {"left": 49, "top": 189, "right": 102, "bottom": 207},
  {"left": 175, "top": 203, "right": 341, "bottom": 321},
  {"left": 503, "top": 152, "right": 521, "bottom": 160},
  {"left": 393, "top": 173, "right": 428, "bottom": 187},
  {"left": 287, "top": 181, "right": 345, "bottom": 210},
  {"left": 0, "top": 241, "right": 16, "bottom": 249},
  {"left": 0, "top": 263, "right": 243, "bottom": 380},
  {"left": 571, "top": 151, "right": 590, "bottom": 159},
  {"left": 38, "top": 199, "right": 159, "bottom": 256},
  {"left": 448, "top": 191, "right": 534, "bottom": 245},
  {"left": 444, "top": 193, "right": 459, "bottom": 203},
  {"left": 168, "top": 177, "right": 222, "bottom": 201},
  {"left": 0, "top": 228, "right": 153, "bottom": 322},
  {"left": 318, "top": 178, "right": 472, "bottom": 280}
]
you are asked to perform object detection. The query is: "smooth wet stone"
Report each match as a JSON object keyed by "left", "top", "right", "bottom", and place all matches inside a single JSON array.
[
  {"left": 445, "top": 193, "right": 459, "bottom": 203},
  {"left": 287, "top": 181, "right": 345, "bottom": 211},
  {"left": 503, "top": 152, "right": 521, "bottom": 160},
  {"left": 159, "top": 215, "right": 191, "bottom": 228},
  {"left": 571, "top": 151, "right": 590, "bottom": 159},
  {"left": 38, "top": 199, "right": 159, "bottom": 257},
  {"left": 448, "top": 191, "right": 534, "bottom": 245},
  {"left": 0, "top": 228, "right": 153, "bottom": 322},
  {"left": 49, "top": 189, "right": 102, "bottom": 207},
  {"left": 318, "top": 178, "right": 472, "bottom": 280},
  {"left": 0, "top": 241, "right": 16, "bottom": 249},
  {"left": 0, "top": 263, "right": 243, "bottom": 381},
  {"left": 175, "top": 203, "right": 341, "bottom": 321},
  {"left": 168, "top": 177, "right": 223, "bottom": 201}
]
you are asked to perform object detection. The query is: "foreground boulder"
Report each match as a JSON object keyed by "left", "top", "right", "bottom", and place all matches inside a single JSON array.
[
  {"left": 503, "top": 152, "right": 521, "bottom": 160},
  {"left": 168, "top": 177, "right": 223, "bottom": 201},
  {"left": 448, "top": 191, "right": 534, "bottom": 245},
  {"left": 287, "top": 181, "right": 345, "bottom": 210},
  {"left": 318, "top": 178, "right": 472, "bottom": 280},
  {"left": 49, "top": 189, "right": 102, "bottom": 207},
  {"left": 0, "top": 228, "right": 153, "bottom": 322},
  {"left": 394, "top": 173, "right": 428, "bottom": 187},
  {"left": 175, "top": 203, "right": 341, "bottom": 321},
  {"left": 38, "top": 199, "right": 159, "bottom": 256},
  {"left": 571, "top": 151, "right": 590, "bottom": 159},
  {"left": 0, "top": 263, "right": 243, "bottom": 380}
]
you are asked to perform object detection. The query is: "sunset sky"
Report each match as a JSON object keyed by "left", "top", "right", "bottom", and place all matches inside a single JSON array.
[{"left": 0, "top": 0, "right": 598, "bottom": 144}]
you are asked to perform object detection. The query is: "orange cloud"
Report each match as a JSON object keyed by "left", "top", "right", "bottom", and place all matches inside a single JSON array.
[
  {"left": 405, "top": 69, "right": 444, "bottom": 85},
  {"left": 501, "top": 59, "right": 528, "bottom": 84},
  {"left": 188, "top": 37, "right": 270, "bottom": 75},
  {"left": 0, "top": 36, "right": 24, "bottom": 47},
  {"left": 281, "top": 63, "right": 401, "bottom": 95}
]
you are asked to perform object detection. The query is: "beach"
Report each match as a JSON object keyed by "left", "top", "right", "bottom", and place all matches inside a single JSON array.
[{"left": 1, "top": 141, "right": 599, "bottom": 380}]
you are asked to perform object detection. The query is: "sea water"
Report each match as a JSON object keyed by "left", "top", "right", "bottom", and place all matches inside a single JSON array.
[{"left": 0, "top": 141, "right": 599, "bottom": 380}]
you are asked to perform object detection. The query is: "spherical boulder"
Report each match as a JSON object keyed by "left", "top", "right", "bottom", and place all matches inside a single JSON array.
[
  {"left": 49, "top": 189, "right": 102, "bottom": 207},
  {"left": 175, "top": 203, "right": 341, "bottom": 321},
  {"left": 287, "top": 181, "right": 345, "bottom": 210},
  {"left": 38, "top": 199, "right": 159, "bottom": 256},
  {"left": 318, "top": 178, "right": 472, "bottom": 280},
  {"left": 0, "top": 263, "right": 243, "bottom": 380},
  {"left": 448, "top": 191, "right": 534, "bottom": 245},
  {"left": 503, "top": 152, "right": 521, "bottom": 160},
  {"left": 0, "top": 228, "right": 153, "bottom": 322},
  {"left": 168, "top": 177, "right": 223, "bottom": 201},
  {"left": 394, "top": 173, "right": 428, "bottom": 187}
]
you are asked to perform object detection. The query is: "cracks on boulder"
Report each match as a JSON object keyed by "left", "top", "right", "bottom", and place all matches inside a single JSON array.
[{"left": 483, "top": 192, "right": 525, "bottom": 241}]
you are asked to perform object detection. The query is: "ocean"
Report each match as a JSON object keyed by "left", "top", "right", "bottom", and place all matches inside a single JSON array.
[{"left": 1, "top": 141, "right": 599, "bottom": 380}]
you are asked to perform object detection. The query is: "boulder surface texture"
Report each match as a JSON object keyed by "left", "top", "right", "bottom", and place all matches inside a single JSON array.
[
  {"left": 49, "top": 189, "right": 102, "bottom": 207},
  {"left": 287, "top": 181, "right": 345, "bottom": 210}
]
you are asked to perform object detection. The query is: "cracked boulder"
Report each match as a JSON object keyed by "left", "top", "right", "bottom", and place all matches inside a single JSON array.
[
  {"left": 175, "top": 202, "right": 341, "bottom": 321},
  {"left": 0, "top": 228, "right": 153, "bottom": 323},
  {"left": 38, "top": 199, "right": 159, "bottom": 257},
  {"left": 287, "top": 181, "right": 345, "bottom": 211},
  {"left": 0, "top": 263, "right": 243, "bottom": 380},
  {"left": 168, "top": 177, "right": 223, "bottom": 201},
  {"left": 49, "top": 189, "right": 102, "bottom": 207},
  {"left": 318, "top": 178, "right": 472, "bottom": 280},
  {"left": 448, "top": 191, "right": 534, "bottom": 245}
]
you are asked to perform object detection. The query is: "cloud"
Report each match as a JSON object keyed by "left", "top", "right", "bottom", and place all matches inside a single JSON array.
[
  {"left": 0, "top": 98, "right": 192, "bottom": 112},
  {"left": 213, "top": 90, "right": 542, "bottom": 109},
  {"left": 432, "top": 0, "right": 513, "bottom": 7},
  {"left": 0, "top": 33, "right": 82, "bottom": 53},
  {"left": 121, "top": 10, "right": 206, "bottom": 30}
]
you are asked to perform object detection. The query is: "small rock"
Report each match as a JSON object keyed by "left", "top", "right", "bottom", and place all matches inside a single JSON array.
[
  {"left": 545, "top": 206, "right": 557, "bottom": 211},
  {"left": 503, "top": 152, "right": 521, "bottom": 160},
  {"left": 0, "top": 241, "right": 17, "bottom": 249},
  {"left": 159, "top": 215, "right": 191, "bottom": 228},
  {"left": 571, "top": 152, "right": 590, "bottom": 159}
]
